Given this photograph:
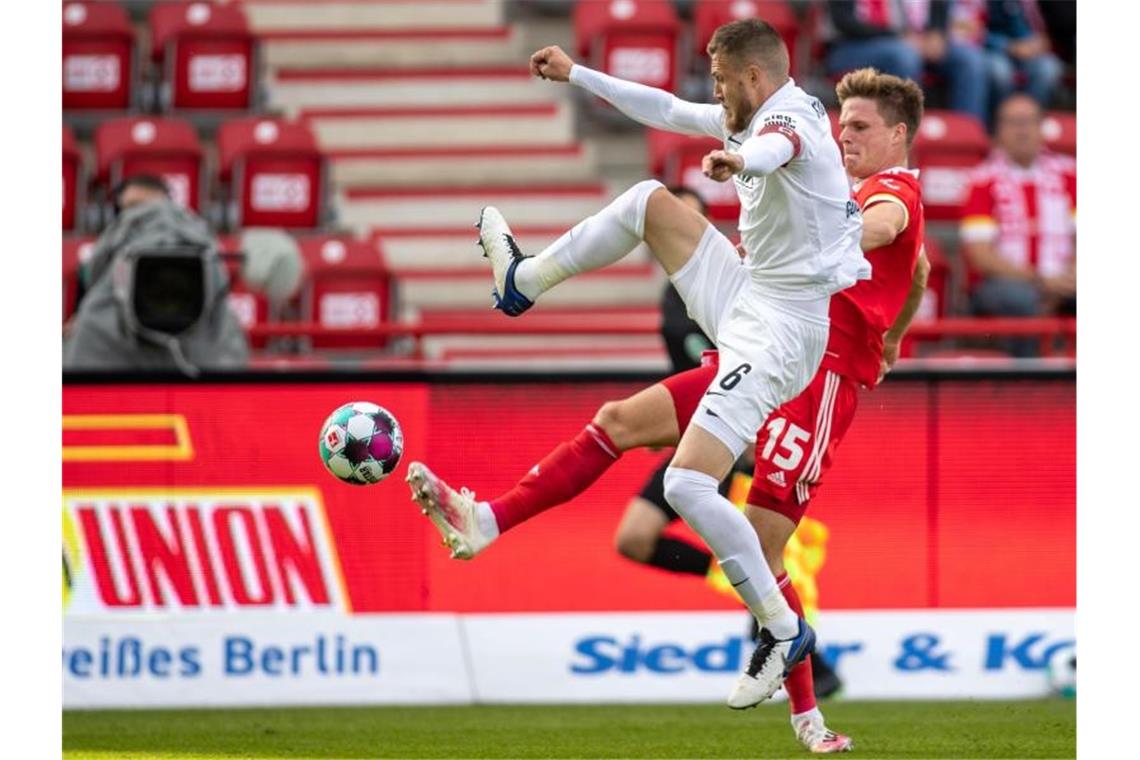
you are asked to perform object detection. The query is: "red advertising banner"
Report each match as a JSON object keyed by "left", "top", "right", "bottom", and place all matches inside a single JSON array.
[{"left": 63, "top": 376, "right": 1074, "bottom": 616}]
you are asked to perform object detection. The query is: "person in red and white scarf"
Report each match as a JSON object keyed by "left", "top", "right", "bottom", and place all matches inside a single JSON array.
[{"left": 960, "top": 92, "right": 1075, "bottom": 355}]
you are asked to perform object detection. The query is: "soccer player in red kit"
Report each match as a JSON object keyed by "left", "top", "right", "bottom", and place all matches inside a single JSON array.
[{"left": 408, "top": 67, "right": 927, "bottom": 754}]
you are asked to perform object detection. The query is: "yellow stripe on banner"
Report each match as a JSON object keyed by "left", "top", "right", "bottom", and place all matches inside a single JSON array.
[{"left": 62, "top": 414, "right": 195, "bottom": 462}]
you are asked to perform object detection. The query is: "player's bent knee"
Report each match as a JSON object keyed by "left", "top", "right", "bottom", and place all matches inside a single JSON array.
[
  {"left": 613, "top": 526, "right": 655, "bottom": 563},
  {"left": 662, "top": 466, "right": 715, "bottom": 519},
  {"left": 592, "top": 400, "right": 623, "bottom": 439}
]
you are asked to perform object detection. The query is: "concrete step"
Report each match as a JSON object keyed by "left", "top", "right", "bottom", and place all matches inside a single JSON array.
[
  {"left": 299, "top": 102, "right": 576, "bottom": 149},
  {"left": 372, "top": 227, "right": 652, "bottom": 270},
  {"left": 397, "top": 266, "right": 664, "bottom": 311},
  {"left": 337, "top": 183, "right": 612, "bottom": 231},
  {"left": 329, "top": 144, "right": 597, "bottom": 188},
  {"left": 244, "top": 0, "right": 502, "bottom": 31},
  {"left": 260, "top": 27, "right": 524, "bottom": 69},
  {"left": 269, "top": 67, "right": 558, "bottom": 110}
]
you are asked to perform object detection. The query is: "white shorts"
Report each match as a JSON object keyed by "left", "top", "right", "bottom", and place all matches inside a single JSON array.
[{"left": 669, "top": 225, "right": 830, "bottom": 457}]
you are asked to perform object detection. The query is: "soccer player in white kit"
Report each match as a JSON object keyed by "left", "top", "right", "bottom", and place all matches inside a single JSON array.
[{"left": 412, "top": 19, "right": 869, "bottom": 709}]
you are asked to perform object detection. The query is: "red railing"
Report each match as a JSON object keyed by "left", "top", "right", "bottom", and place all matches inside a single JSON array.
[{"left": 248, "top": 316, "right": 1076, "bottom": 353}]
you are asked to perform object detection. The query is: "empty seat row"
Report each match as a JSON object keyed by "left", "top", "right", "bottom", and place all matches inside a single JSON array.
[
  {"left": 63, "top": 1, "right": 257, "bottom": 112},
  {"left": 574, "top": 0, "right": 804, "bottom": 93},
  {"left": 63, "top": 116, "right": 326, "bottom": 231},
  {"left": 63, "top": 233, "right": 392, "bottom": 351}
]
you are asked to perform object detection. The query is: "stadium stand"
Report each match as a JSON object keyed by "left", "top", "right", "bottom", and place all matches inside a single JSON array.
[
  {"left": 62, "top": 0, "right": 1076, "bottom": 368},
  {"left": 94, "top": 116, "right": 204, "bottom": 211},
  {"left": 63, "top": 124, "right": 83, "bottom": 232},
  {"left": 574, "top": 0, "right": 681, "bottom": 93},
  {"left": 216, "top": 116, "right": 325, "bottom": 228},
  {"left": 149, "top": 1, "right": 257, "bottom": 111},
  {"left": 909, "top": 110, "right": 991, "bottom": 222},
  {"left": 63, "top": 1, "right": 135, "bottom": 111}
]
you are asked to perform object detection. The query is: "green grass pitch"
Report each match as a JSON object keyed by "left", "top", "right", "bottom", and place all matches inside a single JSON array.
[{"left": 63, "top": 699, "right": 1075, "bottom": 759}]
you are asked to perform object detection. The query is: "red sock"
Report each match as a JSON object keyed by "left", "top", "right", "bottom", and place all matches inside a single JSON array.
[
  {"left": 778, "top": 571, "right": 817, "bottom": 715},
  {"left": 489, "top": 423, "right": 621, "bottom": 533}
]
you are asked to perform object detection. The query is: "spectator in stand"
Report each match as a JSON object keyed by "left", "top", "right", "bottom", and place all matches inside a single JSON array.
[
  {"left": 826, "top": 0, "right": 988, "bottom": 124},
  {"left": 950, "top": 0, "right": 1062, "bottom": 114},
  {"left": 959, "top": 93, "right": 1075, "bottom": 356}
]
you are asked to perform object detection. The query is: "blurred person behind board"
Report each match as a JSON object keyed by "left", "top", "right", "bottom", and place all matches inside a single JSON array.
[
  {"left": 63, "top": 175, "right": 249, "bottom": 374},
  {"left": 959, "top": 93, "right": 1075, "bottom": 356}
]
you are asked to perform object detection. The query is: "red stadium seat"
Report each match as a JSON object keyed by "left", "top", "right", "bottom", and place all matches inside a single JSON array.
[
  {"left": 693, "top": 1, "right": 800, "bottom": 75},
  {"left": 63, "top": 125, "right": 82, "bottom": 231},
  {"left": 1042, "top": 111, "right": 1076, "bottom": 156},
  {"left": 63, "top": 2, "right": 135, "bottom": 110},
  {"left": 918, "top": 236, "right": 952, "bottom": 320},
  {"left": 647, "top": 128, "right": 740, "bottom": 221},
  {"left": 94, "top": 116, "right": 204, "bottom": 211},
  {"left": 63, "top": 237, "right": 97, "bottom": 322},
  {"left": 217, "top": 118, "right": 325, "bottom": 229},
  {"left": 215, "top": 234, "right": 272, "bottom": 349},
  {"left": 297, "top": 236, "right": 393, "bottom": 349},
  {"left": 573, "top": 0, "right": 680, "bottom": 92},
  {"left": 910, "top": 110, "right": 990, "bottom": 221},
  {"left": 149, "top": 1, "right": 255, "bottom": 111}
]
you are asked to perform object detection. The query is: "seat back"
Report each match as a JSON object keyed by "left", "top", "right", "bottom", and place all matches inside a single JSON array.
[
  {"left": 217, "top": 118, "right": 324, "bottom": 229},
  {"left": 150, "top": 1, "right": 255, "bottom": 110},
  {"left": 910, "top": 111, "right": 990, "bottom": 221},
  {"left": 574, "top": 0, "right": 680, "bottom": 92},
  {"left": 63, "top": 2, "right": 134, "bottom": 110},
  {"left": 298, "top": 237, "right": 393, "bottom": 349},
  {"left": 94, "top": 117, "right": 204, "bottom": 210}
]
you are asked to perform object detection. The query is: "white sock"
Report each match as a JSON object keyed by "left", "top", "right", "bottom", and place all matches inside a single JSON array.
[
  {"left": 474, "top": 501, "right": 500, "bottom": 540},
  {"left": 662, "top": 466, "right": 799, "bottom": 639},
  {"left": 792, "top": 707, "right": 823, "bottom": 725},
  {"left": 513, "top": 179, "right": 663, "bottom": 301}
]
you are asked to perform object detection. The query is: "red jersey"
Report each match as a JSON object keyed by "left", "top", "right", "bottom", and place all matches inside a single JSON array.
[
  {"left": 821, "top": 167, "right": 925, "bottom": 388},
  {"left": 959, "top": 149, "right": 1076, "bottom": 283}
]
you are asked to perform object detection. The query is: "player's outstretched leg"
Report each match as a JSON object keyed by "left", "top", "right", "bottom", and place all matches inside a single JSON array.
[
  {"left": 406, "top": 462, "right": 496, "bottom": 559},
  {"left": 477, "top": 206, "right": 534, "bottom": 316},
  {"left": 477, "top": 179, "right": 707, "bottom": 316}
]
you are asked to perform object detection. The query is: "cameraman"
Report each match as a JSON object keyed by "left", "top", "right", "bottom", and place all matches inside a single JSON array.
[{"left": 63, "top": 175, "right": 249, "bottom": 374}]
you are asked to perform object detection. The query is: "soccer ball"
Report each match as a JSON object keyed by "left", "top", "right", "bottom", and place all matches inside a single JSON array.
[
  {"left": 1045, "top": 647, "right": 1076, "bottom": 699},
  {"left": 318, "top": 402, "right": 403, "bottom": 485}
]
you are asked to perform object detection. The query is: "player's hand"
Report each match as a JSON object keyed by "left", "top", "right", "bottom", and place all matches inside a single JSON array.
[
  {"left": 735, "top": 242, "right": 747, "bottom": 260},
  {"left": 702, "top": 150, "right": 744, "bottom": 182},
  {"left": 878, "top": 338, "right": 901, "bottom": 384},
  {"left": 530, "top": 45, "right": 575, "bottom": 82}
]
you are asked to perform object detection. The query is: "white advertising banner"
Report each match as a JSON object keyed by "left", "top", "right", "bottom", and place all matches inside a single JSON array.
[
  {"left": 63, "top": 614, "right": 471, "bottom": 708},
  {"left": 464, "top": 609, "right": 1075, "bottom": 703},
  {"left": 63, "top": 609, "right": 1074, "bottom": 707}
]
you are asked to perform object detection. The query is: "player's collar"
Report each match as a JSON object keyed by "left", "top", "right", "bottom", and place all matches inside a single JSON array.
[{"left": 851, "top": 166, "right": 919, "bottom": 192}]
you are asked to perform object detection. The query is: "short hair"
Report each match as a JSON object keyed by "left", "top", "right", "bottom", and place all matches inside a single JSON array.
[
  {"left": 706, "top": 19, "right": 789, "bottom": 78},
  {"left": 836, "top": 67, "right": 925, "bottom": 147},
  {"left": 667, "top": 185, "right": 708, "bottom": 216},
  {"left": 113, "top": 174, "right": 171, "bottom": 204}
]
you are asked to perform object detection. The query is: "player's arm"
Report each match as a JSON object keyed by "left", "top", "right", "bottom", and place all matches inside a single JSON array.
[
  {"left": 878, "top": 247, "right": 931, "bottom": 383},
  {"left": 860, "top": 197, "right": 908, "bottom": 251},
  {"left": 530, "top": 45, "right": 724, "bottom": 138},
  {"left": 701, "top": 131, "right": 796, "bottom": 182}
]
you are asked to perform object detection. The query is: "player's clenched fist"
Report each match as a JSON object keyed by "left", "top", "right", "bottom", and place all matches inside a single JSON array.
[
  {"left": 702, "top": 150, "right": 744, "bottom": 183},
  {"left": 530, "top": 45, "right": 575, "bottom": 82}
]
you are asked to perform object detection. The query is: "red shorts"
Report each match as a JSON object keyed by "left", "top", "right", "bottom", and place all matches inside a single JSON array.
[{"left": 661, "top": 360, "right": 860, "bottom": 525}]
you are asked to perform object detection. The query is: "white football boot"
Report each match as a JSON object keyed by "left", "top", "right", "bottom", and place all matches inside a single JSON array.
[
  {"left": 792, "top": 712, "right": 854, "bottom": 754},
  {"left": 727, "top": 619, "right": 816, "bottom": 709},
  {"left": 476, "top": 206, "right": 534, "bottom": 316},
  {"left": 406, "top": 462, "right": 492, "bottom": 559}
]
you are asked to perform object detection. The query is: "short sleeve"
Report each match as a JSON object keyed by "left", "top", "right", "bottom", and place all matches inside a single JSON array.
[{"left": 959, "top": 176, "right": 998, "bottom": 243}]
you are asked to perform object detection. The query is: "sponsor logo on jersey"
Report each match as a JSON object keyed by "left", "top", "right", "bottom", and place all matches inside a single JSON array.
[{"left": 63, "top": 488, "right": 347, "bottom": 614}]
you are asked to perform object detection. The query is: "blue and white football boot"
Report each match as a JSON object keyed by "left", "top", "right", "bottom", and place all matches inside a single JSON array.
[
  {"left": 727, "top": 617, "right": 817, "bottom": 709},
  {"left": 476, "top": 206, "right": 534, "bottom": 317}
]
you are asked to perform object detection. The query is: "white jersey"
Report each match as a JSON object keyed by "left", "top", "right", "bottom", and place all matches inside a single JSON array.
[{"left": 570, "top": 69, "right": 870, "bottom": 300}]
